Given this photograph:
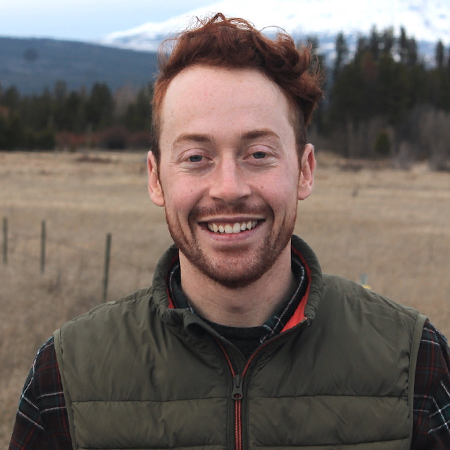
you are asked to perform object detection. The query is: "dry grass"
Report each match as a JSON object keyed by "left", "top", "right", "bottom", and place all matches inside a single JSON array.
[{"left": 1, "top": 150, "right": 450, "bottom": 445}]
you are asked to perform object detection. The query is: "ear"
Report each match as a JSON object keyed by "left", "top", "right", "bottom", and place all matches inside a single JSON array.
[
  {"left": 297, "top": 143, "right": 315, "bottom": 200},
  {"left": 147, "top": 151, "right": 165, "bottom": 207}
]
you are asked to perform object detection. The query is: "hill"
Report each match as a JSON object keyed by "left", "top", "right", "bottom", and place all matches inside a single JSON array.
[
  {"left": 102, "top": 0, "right": 450, "bottom": 62},
  {"left": 0, "top": 37, "right": 158, "bottom": 94}
]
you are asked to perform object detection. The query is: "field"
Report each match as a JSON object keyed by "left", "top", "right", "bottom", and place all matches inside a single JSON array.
[{"left": 1, "top": 150, "right": 450, "bottom": 445}]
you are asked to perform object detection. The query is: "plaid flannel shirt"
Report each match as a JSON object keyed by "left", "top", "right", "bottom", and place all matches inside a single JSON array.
[{"left": 9, "top": 254, "right": 450, "bottom": 449}]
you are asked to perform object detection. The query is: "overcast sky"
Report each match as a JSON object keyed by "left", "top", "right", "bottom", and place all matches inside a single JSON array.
[{"left": 0, "top": 0, "right": 214, "bottom": 40}]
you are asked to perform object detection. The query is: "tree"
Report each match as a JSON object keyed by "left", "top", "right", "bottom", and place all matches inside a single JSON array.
[
  {"left": 0, "top": 114, "right": 8, "bottom": 149},
  {"left": 399, "top": 27, "right": 408, "bottom": 65},
  {"left": 1, "top": 86, "right": 20, "bottom": 110},
  {"left": 333, "top": 32, "right": 348, "bottom": 80},
  {"left": 5, "top": 113, "right": 23, "bottom": 149},
  {"left": 124, "top": 85, "right": 152, "bottom": 131},
  {"left": 435, "top": 40, "right": 445, "bottom": 69},
  {"left": 380, "top": 28, "right": 395, "bottom": 57},
  {"left": 85, "top": 83, "right": 113, "bottom": 130},
  {"left": 369, "top": 26, "right": 380, "bottom": 61}
]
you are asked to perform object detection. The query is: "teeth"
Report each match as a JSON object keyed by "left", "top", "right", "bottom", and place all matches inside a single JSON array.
[{"left": 207, "top": 221, "right": 258, "bottom": 234}]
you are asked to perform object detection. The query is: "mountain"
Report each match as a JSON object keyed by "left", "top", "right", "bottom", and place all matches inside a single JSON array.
[
  {"left": 100, "top": 0, "right": 450, "bottom": 62},
  {"left": 0, "top": 37, "right": 158, "bottom": 95}
]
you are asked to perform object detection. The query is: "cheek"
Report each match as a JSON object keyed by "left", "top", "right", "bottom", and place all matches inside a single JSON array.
[
  {"left": 260, "top": 169, "right": 300, "bottom": 203},
  {"left": 161, "top": 177, "right": 202, "bottom": 213}
]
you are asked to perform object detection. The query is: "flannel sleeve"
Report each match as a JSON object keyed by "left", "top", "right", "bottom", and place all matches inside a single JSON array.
[
  {"left": 8, "top": 337, "right": 72, "bottom": 450},
  {"left": 8, "top": 321, "right": 450, "bottom": 450},
  {"left": 412, "top": 319, "right": 450, "bottom": 449}
]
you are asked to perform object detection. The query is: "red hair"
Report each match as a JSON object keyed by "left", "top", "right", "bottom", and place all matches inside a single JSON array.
[{"left": 151, "top": 13, "right": 323, "bottom": 163}]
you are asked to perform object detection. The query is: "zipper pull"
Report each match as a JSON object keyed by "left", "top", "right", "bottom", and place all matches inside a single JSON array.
[{"left": 232, "top": 374, "right": 243, "bottom": 400}]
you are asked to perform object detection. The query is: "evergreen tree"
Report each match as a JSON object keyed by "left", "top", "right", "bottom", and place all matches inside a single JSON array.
[
  {"left": 0, "top": 114, "right": 8, "bottom": 149},
  {"left": 124, "top": 85, "right": 152, "bottom": 131},
  {"left": 435, "top": 40, "right": 445, "bottom": 69},
  {"left": 369, "top": 26, "right": 381, "bottom": 61},
  {"left": 380, "top": 28, "right": 395, "bottom": 57},
  {"left": 5, "top": 113, "right": 23, "bottom": 149},
  {"left": 85, "top": 83, "right": 113, "bottom": 131},
  {"left": 1, "top": 86, "right": 20, "bottom": 111},
  {"left": 333, "top": 32, "right": 348, "bottom": 80}
]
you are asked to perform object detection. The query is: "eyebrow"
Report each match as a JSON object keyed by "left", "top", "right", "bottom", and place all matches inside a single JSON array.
[
  {"left": 240, "top": 129, "right": 280, "bottom": 142},
  {"left": 172, "top": 129, "right": 280, "bottom": 148},
  {"left": 172, "top": 133, "right": 215, "bottom": 148}
]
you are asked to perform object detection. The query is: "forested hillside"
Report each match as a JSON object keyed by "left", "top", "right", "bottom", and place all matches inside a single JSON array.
[
  {"left": 1, "top": 28, "right": 450, "bottom": 169},
  {"left": 312, "top": 27, "right": 450, "bottom": 169}
]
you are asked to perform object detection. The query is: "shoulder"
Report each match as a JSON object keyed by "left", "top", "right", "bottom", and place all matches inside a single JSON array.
[
  {"left": 23, "top": 337, "right": 59, "bottom": 398},
  {"left": 417, "top": 320, "right": 450, "bottom": 383},
  {"left": 413, "top": 320, "right": 450, "bottom": 447},
  {"left": 59, "top": 286, "right": 155, "bottom": 331},
  {"left": 322, "top": 273, "right": 421, "bottom": 320},
  {"left": 10, "top": 338, "right": 71, "bottom": 449},
  {"left": 17, "top": 337, "right": 64, "bottom": 424}
]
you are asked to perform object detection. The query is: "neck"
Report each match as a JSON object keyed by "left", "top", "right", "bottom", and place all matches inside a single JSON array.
[{"left": 179, "top": 245, "right": 294, "bottom": 327}]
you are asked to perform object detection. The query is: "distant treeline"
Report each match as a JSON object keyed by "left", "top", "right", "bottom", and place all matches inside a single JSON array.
[
  {"left": 311, "top": 27, "right": 450, "bottom": 169},
  {"left": 0, "top": 81, "right": 152, "bottom": 151},
  {"left": 1, "top": 27, "right": 450, "bottom": 168}
]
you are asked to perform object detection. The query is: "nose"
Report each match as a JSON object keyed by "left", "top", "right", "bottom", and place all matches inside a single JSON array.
[{"left": 209, "top": 158, "right": 251, "bottom": 204}]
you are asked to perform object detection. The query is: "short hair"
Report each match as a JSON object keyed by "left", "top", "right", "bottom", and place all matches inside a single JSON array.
[{"left": 151, "top": 13, "right": 323, "bottom": 164}]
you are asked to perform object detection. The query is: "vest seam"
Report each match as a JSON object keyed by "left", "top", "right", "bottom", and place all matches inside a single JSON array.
[
  {"left": 70, "top": 393, "right": 408, "bottom": 403},
  {"left": 71, "top": 397, "right": 226, "bottom": 404},
  {"left": 253, "top": 437, "right": 409, "bottom": 447},
  {"left": 249, "top": 394, "right": 408, "bottom": 399},
  {"left": 77, "top": 447, "right": 220, "bottom": 450}
]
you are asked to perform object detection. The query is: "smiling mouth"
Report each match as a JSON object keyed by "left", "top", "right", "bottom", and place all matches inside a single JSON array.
[{"left": 206, "top": 220, "right": 259, "bottom": 234}]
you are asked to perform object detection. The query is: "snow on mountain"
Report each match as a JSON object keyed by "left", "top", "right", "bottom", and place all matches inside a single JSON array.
[{"left": 100, "top": 0, "right": 450, "bottom": 59}]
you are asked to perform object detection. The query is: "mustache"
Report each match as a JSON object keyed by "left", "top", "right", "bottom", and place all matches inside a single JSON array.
[{"left": 190, "top": 204, "right": 271, "bottom": 221}]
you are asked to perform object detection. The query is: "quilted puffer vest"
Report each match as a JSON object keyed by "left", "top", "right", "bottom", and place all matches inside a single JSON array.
[{"left": 54, "top": 236, "right": 426, "bottom": 450}]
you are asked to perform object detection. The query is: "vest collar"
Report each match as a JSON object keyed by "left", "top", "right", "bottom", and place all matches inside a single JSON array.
[{"left": 150, "top": 235, "right": 323, "bottom": 335}]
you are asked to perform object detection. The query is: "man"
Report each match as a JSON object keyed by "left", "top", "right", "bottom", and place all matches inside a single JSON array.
[{"left": 10, "top": 13, "right": 450, "bottom": 450}]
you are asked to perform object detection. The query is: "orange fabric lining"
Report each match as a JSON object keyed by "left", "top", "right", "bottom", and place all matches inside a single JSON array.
[
  {"left": 281, "top": 246, "right": 311, "bottom": 332},
  {"left": 166, "top": 255, "right": 180, "bottom": 310}
]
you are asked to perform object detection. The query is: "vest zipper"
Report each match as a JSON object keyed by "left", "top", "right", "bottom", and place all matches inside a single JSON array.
[
  {"left": 212, "top": 337, "right": 243, "bottom": 450},
  {"left": 232, "top": 374, "right": 243, "bottom": 450},
  {"left": 214, "top": 338, "right": 274, "bottom": 450},
  {"left": 214, "top": 318, "right": 311, "bottom": 450}
]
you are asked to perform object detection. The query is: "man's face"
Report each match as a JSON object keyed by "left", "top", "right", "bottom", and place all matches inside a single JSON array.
[{"left": 148, "top": 66, "right": 314, "bottom": 288}]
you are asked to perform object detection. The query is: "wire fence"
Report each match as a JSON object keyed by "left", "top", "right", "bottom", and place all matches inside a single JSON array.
[
  {"left": 2, "top": 215, "right": 373, "bottom": 301},
  {"left": 2, "top": 216, "right": 154, "bottom": 303}
]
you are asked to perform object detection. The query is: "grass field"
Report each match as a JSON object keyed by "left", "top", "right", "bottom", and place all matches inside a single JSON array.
[{"left": 1, "top": 150, "right": 450, "bottom": 445}]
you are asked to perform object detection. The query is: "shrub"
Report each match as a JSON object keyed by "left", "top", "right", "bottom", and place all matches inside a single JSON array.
[
  {"left": 128, "top": 131, "right": 151, "bottom": 149},
  {"left": 35, "top": 129, "right": 56, "bottom": 150},
  {"left": 374, "top": 130, "right": 391, "bottom": 157},
  {"left": 100, "top": 126, "right": 129, "bottom": 150}
]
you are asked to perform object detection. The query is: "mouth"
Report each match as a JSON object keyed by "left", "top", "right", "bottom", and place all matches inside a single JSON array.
[{"left": 204, "top": 220, "right": 260, "bottom": 234}]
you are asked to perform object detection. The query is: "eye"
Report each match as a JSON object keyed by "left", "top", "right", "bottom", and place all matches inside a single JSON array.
[
  {"left": 188, "top": 155, "right": 203, "bottom": 162},
  {"left": 252, "top": 151, "right": 266, "bottom": 159}
]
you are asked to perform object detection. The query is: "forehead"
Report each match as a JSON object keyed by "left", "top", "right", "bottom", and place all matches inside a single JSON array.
[{"left": 159, "top": 66, "right": 293, "bottom": 140}]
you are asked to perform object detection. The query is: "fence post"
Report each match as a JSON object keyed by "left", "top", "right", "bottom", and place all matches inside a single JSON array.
[
  {"left": 2, "top": 217, "right": 7, "bottom": 265},
  {"left": 40, "top": 220, "right": 46, "bottom": 274},
  {"left": 359, "top": 273, "right": 371, "bottom": 289},
  {"left": 102, "top": 233, "right": 112, "bottom": 302}
]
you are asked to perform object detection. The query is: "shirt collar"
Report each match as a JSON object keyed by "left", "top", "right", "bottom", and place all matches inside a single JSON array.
[{"left": 167, "top": 248, "right": 309, "bottom": 343}]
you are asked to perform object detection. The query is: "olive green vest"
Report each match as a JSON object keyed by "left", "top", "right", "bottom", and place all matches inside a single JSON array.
[{"left": 54, "top": 236, "right": 426, "bottom": 450}]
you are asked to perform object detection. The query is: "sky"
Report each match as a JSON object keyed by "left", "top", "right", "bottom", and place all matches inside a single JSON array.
[{"left": 0, "top": 0, "right": 214, "bottom": 41}]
